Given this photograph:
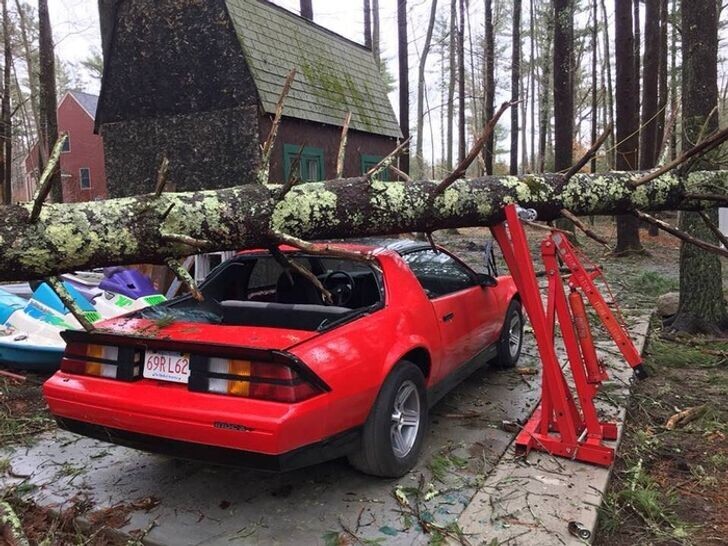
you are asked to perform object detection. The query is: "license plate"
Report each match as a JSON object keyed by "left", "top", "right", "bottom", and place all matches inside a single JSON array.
[{"left": 142, "top": 350, "right": 190, "bottom": 384}]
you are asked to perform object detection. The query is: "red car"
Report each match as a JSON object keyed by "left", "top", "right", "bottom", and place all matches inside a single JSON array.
[{"left": 44, "top": 240, "right": 522, "bottom": 477}]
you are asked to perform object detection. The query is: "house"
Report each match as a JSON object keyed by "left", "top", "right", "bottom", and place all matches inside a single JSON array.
[
  {"left": 96, "top": 0, "right": 402, "bottom": 198},
  {"left": 20, "top": 90, "right": 107, "bottom": 203}
]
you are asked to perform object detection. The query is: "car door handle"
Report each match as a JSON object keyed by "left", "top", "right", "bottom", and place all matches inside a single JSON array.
[{"left": 443, "top": 312, "right": 455, "bottom": 322}]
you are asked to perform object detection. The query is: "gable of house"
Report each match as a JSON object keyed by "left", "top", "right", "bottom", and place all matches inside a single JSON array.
[{"left": 225, "top": 0, "right": 401, "bottom": 139}]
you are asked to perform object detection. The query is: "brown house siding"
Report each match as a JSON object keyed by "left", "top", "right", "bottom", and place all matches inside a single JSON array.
[{"left": 261, "top": 116, "right": 398, "bottom": 182}]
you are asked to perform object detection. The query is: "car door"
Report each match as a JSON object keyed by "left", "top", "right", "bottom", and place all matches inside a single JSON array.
[{"left": 401, "top": 249, "right": 480, "bottom": 380}]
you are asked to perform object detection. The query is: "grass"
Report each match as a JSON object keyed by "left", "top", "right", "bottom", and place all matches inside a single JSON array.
[
  {"left": 628, "top": 271, "right": 679, "bottom": 297},
  {"left": 646, "top": 337, "right": 728, "bottom": 369}
]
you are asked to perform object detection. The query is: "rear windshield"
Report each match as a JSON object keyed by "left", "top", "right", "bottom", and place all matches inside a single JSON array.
[{"left": 140, "top": 253, "right": 384, "bottom": 331}]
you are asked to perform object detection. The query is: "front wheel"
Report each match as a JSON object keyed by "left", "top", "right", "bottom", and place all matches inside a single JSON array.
[
  {"left": 348, "top": 361, "right": 427, "bottom": 478},
  {"left": 494, "top": 300, "right": 523, "bottom": 369}
]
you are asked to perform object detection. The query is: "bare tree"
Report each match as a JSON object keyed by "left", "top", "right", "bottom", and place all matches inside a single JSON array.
[
  {"left": 372, "top": 0, "right": 381, "bottom": 66},
  {"left": 614, "top": 0, "right": 643, "bottom": 254},
  {"left": 457, "top": 0, "right": 466, "bottom": 163},
  {"left": 639, "top": 0, "right": 660, "bottom": 170},
  {"left": 300, "top": 0, "right": 313, "bottom": 20},
  {"left": 398, "top": 0, "right": 410, "bottom": 174},
  {"left": 600, "top": 0, "right": 615, "bottom": 168},
  {"left": 38, "top": 0, "right": 61, "bottom": 202},
  {"left": 672, "top": 0, "right": 727, "bottom": 334},
  {"left": 364, "top": 0, "right": 372, "bottom": 49},
  {"left": 510, "top": 0, "right": 521, "bottom": 175},
  {"left": 483, "top": 0, "right": 495, "bottom": 173},
  {"left": 590, "top": 0, "right": 598, "bottom": 173},
  {"left": 415, "top": 0, "right": 439, "bottom": 175},
  {"left": 1, "top": 0, "right": 11, "bottom": 204},
  {"left": 446, "top": 0, "right": 456, "bottom": 170}
]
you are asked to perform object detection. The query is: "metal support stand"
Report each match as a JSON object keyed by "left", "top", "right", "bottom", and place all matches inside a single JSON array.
[{"left": 490, "top": 205, "right": 646, "bottom": 467}]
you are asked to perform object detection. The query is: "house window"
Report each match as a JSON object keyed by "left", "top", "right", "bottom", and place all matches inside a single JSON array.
[
  {"left": 361, "top": 154, "right": 388, "bottom": 181},
  {"left": 62, "top": 135, "right": 71, "bottom": 153},
  {"left": 283, "top": 144, "right": 324, "bottom": 182},
  {"left": 80, "top": 168, "right": 91, "bottom": 189}
]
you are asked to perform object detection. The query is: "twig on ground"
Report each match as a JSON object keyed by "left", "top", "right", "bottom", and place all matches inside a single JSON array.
[
  {"left": 633, "top": 210, "right": 728, "bottom": 259},
  {"left": 432, "top": 101, "right": 514, "bottom": 197},
  {"left": 29, "top": 133, "right": 68, "bottom": 222}
]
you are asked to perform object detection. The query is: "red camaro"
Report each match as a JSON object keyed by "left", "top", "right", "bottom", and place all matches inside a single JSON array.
[{"left": 44, "top": 240, "right": 522, "bottom": 477}]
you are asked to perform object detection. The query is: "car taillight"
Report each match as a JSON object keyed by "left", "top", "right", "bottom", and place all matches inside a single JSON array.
[
  {"left": 189, "top": 355, "right": 324, "bottom": 403},
  {"left": 61, "top": 342, "right": 142, "bottom": 381}
]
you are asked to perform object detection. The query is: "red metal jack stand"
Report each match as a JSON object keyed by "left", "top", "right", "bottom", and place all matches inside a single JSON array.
[{"left": 491, "top": 205, "right": 647, "bottom": 467}]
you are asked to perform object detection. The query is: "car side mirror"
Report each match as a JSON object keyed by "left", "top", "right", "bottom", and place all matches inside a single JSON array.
[{"left": 477, "top": 273, "right": 498, "bottom": 288}]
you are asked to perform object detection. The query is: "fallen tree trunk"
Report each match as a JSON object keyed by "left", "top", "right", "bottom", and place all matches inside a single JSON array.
[{"left": 1, "top": 170, "right": 726, "bottom": 282}]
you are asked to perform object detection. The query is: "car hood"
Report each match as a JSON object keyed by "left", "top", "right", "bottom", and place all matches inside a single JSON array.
[{"left": 94, "top": 317, "right": 319, "bottom": 351}]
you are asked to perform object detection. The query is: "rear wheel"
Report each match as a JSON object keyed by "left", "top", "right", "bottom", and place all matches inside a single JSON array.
[
  {"left": 348, "top": 361, "right": 427, "bottom": 478},
  {"left": 495, "top": 300, "right": 523, "bottom": 369}
]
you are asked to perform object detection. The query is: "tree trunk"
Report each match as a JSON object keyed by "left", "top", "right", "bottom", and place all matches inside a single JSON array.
[
  {"left": 15, "top": 0, "right": 39, "bottom": 136},
  {"left": 655, "top": 0, "right": 669, "bottom": 152},
  {"left": 537, "top": 5, "right": 553, "bottom": 172},
  {"left": 669, "top": 0, "right": 678, "bottom": 160},
  {"left": 672, "top": 0, "right": 728, "bottom": 334},
  {"left": 614, "top": 0, "right": 643, "bottom": 254},
  {"left": 639, "top": 0, "right": 660, "bottom": 170},
  {"left": 510, "top": 0, "right": 521, "bottom": 175},
  {"left": 600, "top": 0, "right": 615, "bottom": 168},
  {"left": 1, "top": 169, "right": 725, "bottom": 282},
  {"left": 1, "top": 0, "right": 11, "bottom": 205},
  {"left": 633, "top": 0, "right": 641, "bottom": 145},
  {"left": 457, "top": 0, "right": 466, "bottom": 164},
  {"left": 364, "top": 0, "right": 372, "bottom": 49},
  {"left": 483, "top": 0, "right": 495, "bottom": 174},
  {"left": 590, "top": 0, "right": 598, "bottom": 174},
  {"left": 529, "top": 0, "right": 536, "bottom": 172},
  {"left": 415, "top": 0, "right": 438, "bottom": 176},
  {"left": 398, "top": 0, "right": 410, "bottom": 175},
  {"left": 447, "top": 0, "right": 457, "bottom": 171},
  {"left": 372, "top": 0, "right": 381, "bottom": 66},
  {"left": 38, "top": 0, "right": 61, "bottom": 203},
  {"left": 300, "top": 0, "right": 313, "bottom": 20}
]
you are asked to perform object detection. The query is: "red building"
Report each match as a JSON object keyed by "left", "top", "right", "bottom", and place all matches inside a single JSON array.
[{"left": 21, "top": 90, "right": 107, "bottom": 203}]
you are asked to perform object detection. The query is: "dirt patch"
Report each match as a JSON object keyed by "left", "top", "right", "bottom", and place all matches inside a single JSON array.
[
  {"left": 595, "top": 324, "right": 728, "bottom": 545},
  {"left": 0, "top": 373, "right": 55, "bottom": 450}
]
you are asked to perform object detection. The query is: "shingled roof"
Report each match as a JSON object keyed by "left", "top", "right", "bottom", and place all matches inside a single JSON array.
[{"left": 225, "top": 0, "right": 401, "bottom": 138}]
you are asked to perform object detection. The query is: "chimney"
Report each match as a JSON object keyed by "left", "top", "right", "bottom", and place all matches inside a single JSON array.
[{"left": 300, "top": 0, "right": 313, "bottom": 21}]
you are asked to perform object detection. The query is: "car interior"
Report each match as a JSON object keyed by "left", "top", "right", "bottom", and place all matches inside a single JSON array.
[{"left": 143, "top": 253, "right": 384, "bottom": 331}]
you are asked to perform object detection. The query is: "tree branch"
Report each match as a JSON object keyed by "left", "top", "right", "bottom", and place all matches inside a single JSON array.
[
  {"left": 557, "top": 122, "right": 613, "bottom": 188},
  {"left": 432, "top": 101, "right": 514, "bottom": 197},
  {"left": 46, "top": 276, "right": 95, "bottom": 332},
  {"left": 633, "top": 210, "right": 728, "bottom": 259},
  {"left": 269, "top": 230, "right": 374, "bottom": 262},
  {"left": 269, "top": 246, "right": 333, "bottom": 304},
  {"left": 166, "top": 258, "right": 203, "bottom": 301},
  {"left": 277, "top": 142, "right": 305, "bottom": 200},
  {"left": 154, "top": 155, "right": 170, "bottom": 197},
  {"left": 366, "top": 138, "right": 411, "bottom": 180},
  {"left": 388, "top": 164, "right": 412, "bottom": 182},
  {"left": 632, "top": 126, "right": 728, "bottom": 188},
  {"left": 336, "top": 112, "right": 352, "bottom": 179},
  {"left": 259, "top": 68, "right": 296, "bottom": 183},
  {"left": 560, "top": 208, "right": 610, "bottom": 248},
  {"left": 698, "top": 211, "right": 728, "bottom": 249},
  {"left": 29, "top": 133, "right": 67, "bottom": 222},
  {"left": 162, "top": 233, "right": 212, "bottom": 250}
]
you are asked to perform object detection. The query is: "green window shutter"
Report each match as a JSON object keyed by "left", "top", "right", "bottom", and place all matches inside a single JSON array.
[
  {"left": 360, "top": 154, "right": 388, "bottom": 181},
  {"left": 283, "top": 144, "right": 325, "bottom": 182}
]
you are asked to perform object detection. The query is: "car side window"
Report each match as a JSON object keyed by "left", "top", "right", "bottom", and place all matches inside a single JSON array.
[{"left": 403, "top": 250, "right": 476, "bottom": 299}]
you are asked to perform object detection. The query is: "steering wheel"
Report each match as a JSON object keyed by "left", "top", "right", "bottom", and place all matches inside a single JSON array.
[{"left": 323, "top": 270, "right": 355, "bottom": 306}]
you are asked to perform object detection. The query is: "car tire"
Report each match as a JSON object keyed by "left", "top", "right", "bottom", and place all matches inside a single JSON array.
[
  {"left": 494, "top": 299, "right": 524, "bottom": 369},
  {"left": 348, "top": 361, "right": 428, "bottom": 478}
]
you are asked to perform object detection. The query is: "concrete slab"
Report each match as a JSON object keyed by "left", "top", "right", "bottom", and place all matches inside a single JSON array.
[
  {"left": 2, "top": 333, "right": 547, "bottom": 545},
  {"left": 456, "top": 316, "right": 651, "bottom": 545}
]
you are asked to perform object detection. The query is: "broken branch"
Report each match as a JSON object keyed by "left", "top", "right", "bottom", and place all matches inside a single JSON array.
[
  {"left": 29, "top": 133, "right": 68, "bottom": 222},
  {"left": 269, "top": 246, "right": 333, "bottom": 305},
  {"left": 388, "top": 163, "right": 412, "bottom": 182},
  {"left": 665, "top": 404, "right": 707, "bottom": 430},
  {"left": 46, "top": 276, "right": 95, "bottom": 332},
  {"left": 366, "top": 138, "right": 411, "bottom": 180},
  {"left": 560, "top": 208, "right": 610, "bottom": 248},
  {"left": 269, "top": 230, "right": 374, "bottom": 262},
  {"left": 632, "top": 126, "right": 728, "bottom": 188},
  {"left": 162, "top": 233, "right": 212, "bottom": 250},
  {"left": 336, "top": 112, "right": 352, "bottom": 179},
  {"left": 432, "top": 101, "right": 514, "bottom": 197},
  {"left": 154, "top": 155, "right": 170, "bottom": 197},
  {"left": 166, "top": 258, "right": 203, "bottom": 301},
  {"left": 277, "top": 142, "right": 306, "bottom": 200},
  {"left": 698, "top": 211, "right": 728, "bottom": 249},
  {"left": 259, "top": 68, "right": 297, "bottom": 183},
  {"left": 558, "top": 122, "right": 613, "bottom": 188},
  {"left": 633, "top": 210, "right": 728, "bottom": 259}
]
